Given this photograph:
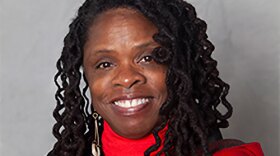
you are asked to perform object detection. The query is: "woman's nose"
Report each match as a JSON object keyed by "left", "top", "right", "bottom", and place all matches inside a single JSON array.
[{"left": 112, "top": 65, "right": 146, "bottom": 89}]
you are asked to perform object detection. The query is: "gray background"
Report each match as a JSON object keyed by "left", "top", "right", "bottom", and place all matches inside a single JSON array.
[{"left": 0, "top": 0, "right": 279, "bottom": 155}]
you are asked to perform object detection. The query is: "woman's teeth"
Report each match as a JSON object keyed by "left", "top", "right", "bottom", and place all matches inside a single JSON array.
[{"left": 113, "top": 98, "right": 150, "bottom": 108}]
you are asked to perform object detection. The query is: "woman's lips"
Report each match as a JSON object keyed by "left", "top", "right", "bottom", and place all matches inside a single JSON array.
[
  {"left": 113, "top": 98, "right": 150, "bottom": 108},
  {"left": 111, "top": 97, "right": 153, "bottom": 116}
]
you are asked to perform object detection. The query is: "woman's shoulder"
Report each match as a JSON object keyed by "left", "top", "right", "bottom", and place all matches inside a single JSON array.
[{"left": 211, "top": 139, "right": 264, "bottom": 156}]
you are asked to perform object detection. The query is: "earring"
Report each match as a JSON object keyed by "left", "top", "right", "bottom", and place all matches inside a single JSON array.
[{"left": 92, "top": 112, "right": 101, "bottom": 156}]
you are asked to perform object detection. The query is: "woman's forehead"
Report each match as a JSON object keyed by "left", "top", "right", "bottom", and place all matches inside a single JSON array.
[
  {"left": 94, "top": 7, "right": 141, "bottom": 21},
  {"left": 85, "top": 7, "right": 158, "bottom": 52},
  {"left": 90, "top": 7, "right": 156, "bottom": 31}
]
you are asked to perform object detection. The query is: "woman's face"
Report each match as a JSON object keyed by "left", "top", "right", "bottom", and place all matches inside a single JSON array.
[{"left": 83, "top": 8, "right": 167, "bottom": 139}]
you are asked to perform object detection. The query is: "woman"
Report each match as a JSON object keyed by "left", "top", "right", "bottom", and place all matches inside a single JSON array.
[{"left": 48, "top": 0, "right": 264, "bottom": 155}]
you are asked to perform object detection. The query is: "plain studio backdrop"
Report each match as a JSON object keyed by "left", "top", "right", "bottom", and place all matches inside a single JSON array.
[{"left": 0, "top": 0, "right": 279, "bottom": 155}]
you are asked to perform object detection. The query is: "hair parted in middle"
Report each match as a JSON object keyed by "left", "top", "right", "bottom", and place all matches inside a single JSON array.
[{"left": 48, "top": 0, "right": 233, "bottom": 156}]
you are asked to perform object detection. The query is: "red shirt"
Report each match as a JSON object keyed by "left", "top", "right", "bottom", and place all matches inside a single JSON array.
[
  {"left": 102, "top": 121, "right": 264, "bottom": 156},
  {"left": 213, "top": 142, "right": 264, "bottom": 156}
]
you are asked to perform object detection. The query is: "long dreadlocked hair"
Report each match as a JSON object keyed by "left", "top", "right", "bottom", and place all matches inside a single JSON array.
[{"left": 48, "top": 0, "right": 233, "bottom": 156}]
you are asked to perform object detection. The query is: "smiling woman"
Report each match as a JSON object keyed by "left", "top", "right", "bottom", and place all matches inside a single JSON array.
[
  {"left": 47, "top": 0, "right": 264, "bottom": 156},
  {"left": 83, "top": 8, "right": 168, "bottom": 140}
]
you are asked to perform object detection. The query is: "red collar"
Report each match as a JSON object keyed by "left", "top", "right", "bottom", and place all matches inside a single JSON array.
[{"left": 102, "top": 121, "right": 167, "bottom": 156}]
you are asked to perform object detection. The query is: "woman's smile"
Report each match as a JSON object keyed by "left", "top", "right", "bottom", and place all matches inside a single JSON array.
[
  {"left": 113, "top": 98, "right": 150, "bottom": 108},
  {"left": 83, "top": 8, "right": 168, "bottom": 139},
  {"left": 110, "top": 93, "right": 154, "bottom": 116},
  {"left": 112, "top": 98, "right": 152, "bottom": 116}
]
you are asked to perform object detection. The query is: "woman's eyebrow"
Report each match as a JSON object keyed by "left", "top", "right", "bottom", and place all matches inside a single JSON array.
[
  {"left": 88, "top": 41, "right": 157, "bottom": 57},
  {"left": 134, "top": 41, "right": 157, "bottom": 50},
  {"left": 85, "top": 49, "right": 114, "bottom": 62},
  {"left": 94, "top": 49, "right": 114, "bottom": 54}
]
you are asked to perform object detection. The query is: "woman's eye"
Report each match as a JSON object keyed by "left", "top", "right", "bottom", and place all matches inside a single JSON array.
[
  {"left": 96, "top": 62, "right": 113, "bottom": 69},
  {"left": 140, "top": 55, "right": 153, "bottom": 63}
]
